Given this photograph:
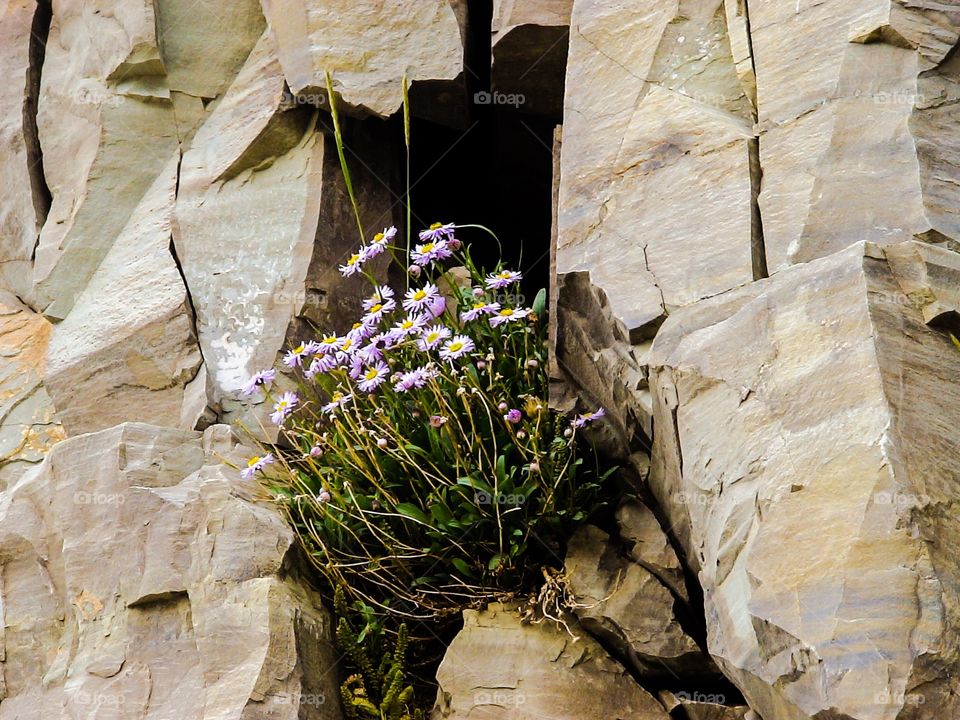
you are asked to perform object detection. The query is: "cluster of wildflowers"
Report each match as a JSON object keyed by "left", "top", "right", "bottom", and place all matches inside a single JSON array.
[{"left": 241, "top": 222, "right": 613, "bottom": 622}]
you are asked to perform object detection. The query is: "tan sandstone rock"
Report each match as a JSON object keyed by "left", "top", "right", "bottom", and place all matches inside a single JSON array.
[
  {"left": 565, "top": 522, "right": 710, "bottom": 679},
  {"left": 648, "top": 241, "right": 960, "bottom": 720},
  {"left": 558, "top": 0, "right": 757, "bottom": 336},
  {"left": 32, "top": 0, "right": 264, "bottom": 320},
  {"left": 262, "top": 0, "right": 464, "bottom": 117},
  {"left": 173, "top": 28, "right": 394, "bottom": 423},
  {"left": 752, "top": 1, "right": 960, "bottom": 269},
  {"left": 0, "top": 1, "right": 47, "bottom": 304},
  {"left": 44, "top": 156, "right": 203, "bottom": 436},
  {"left": 0, "top": 422, "right": 341, "bottom": 719},
  {"left": 432, "top": 603, "right": 669, "bottom": 719},
  {"left": 0, "top": 297, "right": 63, "bottom": 491}
]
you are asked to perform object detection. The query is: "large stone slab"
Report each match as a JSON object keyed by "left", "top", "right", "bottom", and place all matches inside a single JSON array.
[
  {"left": 0, "top": 422, "right": 341, "bottom": 719},
  {"left": 32, "top": 0, "right": 264, "bottom": 320},
  {"left": 174, "top": 28, "right": 396, "bottom": 423},
  {"left": 0, "top": 1, "right": 48, "bottom": 304},
  {"left": 565, "top": 518, "right": 710, "bottom": 680},
  {"left": 432, "top": 603, "right": 670, "bottom": 719},
  {"left": 558, "top": 0, "right": 756, "bottom": 338},
  {"left": 0, "top": 297, "right": 63, "bottom": 491},
  {"left": 45, "top": 157, "right": 203, "bottom": 436},
  {"left": 752, "top": 0, "right": 960, "bottom": 268},
  {"left": 648, "top": 241, "right": 960, "bottom": 720},
  {"left": 261, "top": 0, "right": 464, "bottom": 117}
]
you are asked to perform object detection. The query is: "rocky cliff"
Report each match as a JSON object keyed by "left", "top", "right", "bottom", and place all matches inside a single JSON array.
[{"left": 0, "top": 1, "right": 958, "bottom": 719}]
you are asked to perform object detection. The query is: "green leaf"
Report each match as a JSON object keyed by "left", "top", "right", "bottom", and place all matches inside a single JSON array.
[
  {"left": 395, "top": 503, "right": 429, "bottom": 525},
  {"left": 451, "top": 558, "right": 477, "bottom": 579},
  {"left": 532, "top": 288, "right": 547, "bottom": 316},
  {"left": 488, "top": 554, "right": 503, "bottom": 571},
  {"left": 456, "top": 476, "right": 495, "bottom": 495}
]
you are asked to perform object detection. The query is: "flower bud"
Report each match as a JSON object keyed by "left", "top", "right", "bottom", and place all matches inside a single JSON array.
[{"left": 377, "top": 438, "right": 388, "bottom": 449}]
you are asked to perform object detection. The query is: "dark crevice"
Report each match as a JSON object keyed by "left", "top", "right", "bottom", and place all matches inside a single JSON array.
[
  {"left": 168, "top": 150, "right": 213, "bottom": 423},
  {"left": 24, "top": 0, "right": 53, "bottom": 254},
  {"left": 749, "top": 136, "right": 768, "bottom": 279},
  {"left": 738, "top": 0, "right": 768, "bottom": 280},
  {"left": 404, "top": 0, "right": 555, "bottom": 295}
]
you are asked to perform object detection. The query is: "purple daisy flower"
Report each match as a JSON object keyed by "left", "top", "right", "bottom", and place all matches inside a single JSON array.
[
  {"left": 362, "top": 297, "right": 396, "bottom": 324},
  {"left": 418, "top": 222, "right": 456, "bottom": 242},
  {"left": 573, "top": 407, "right": 607, "bottom": 429},
  {"left": 363, "top": 285, "right": 395, "bottom": 311},
  {"left": 241, "top": 368, "right": 276, "bottom": 396},
  {"left": 335, "top": 336, "right": 359, "bottom": 363},
  {"left": 391, "top": 313, "right": 428, "bottom": 339},
  {"left": 358, "top": 362, "right": 390, "bottom": 392},
  {"left": 316, "top": 333, "right": 344, "bottom": 354},
  {"left": 241, "top": 453, "right": 274, "bottom": 479},
  {"left": 347, "top": 353, "right": 365, "bottom": 380},
  {"left": 439, "top": 335, "right": 476, "bottom": 362},
  {"left": 283, "top": 342, "right": 313, "bottom": 368},
  {"left": 393, "top": 367, "right": 431, "bottom": 392},
  {"left": 504, "top": 409, "right": 522, "bottom": 424},
  {"left": 461, "top": 300, "right": 501, "bottom": 322},
  {"left": 429, "top": 415, "right": 448, "bottom": 428},
  {"left": 338, "top": 250, "right": 365, "bottom": 277},
  {"left": 346, "top": 322, "right": 375, "bottom": 346},
  {"left": 403, "top": 283, "right": 441, "bottom": 313},
  {"left": 410, "top": 238, "right": 453, "bottom": 267},
  {"left": 305, "top": 354, "right": 338, "bottom": 379},
  {"left": 366, "top": 227, "right": 396, "bottom": 258},
  {"left": 489, "top": 307, "right": 531, "bottom": 328},
  {"left": 321, "top": 391, "right": 352, "bottom": 415},
  {"left": 270, "top": 391, "right": 299, "bottom": 425},
  {"left": 485, "top": 269, "right": 523, "bottom": 290},
  {"left": 417, "top": 324, "right": 452, "bottom": 351}
]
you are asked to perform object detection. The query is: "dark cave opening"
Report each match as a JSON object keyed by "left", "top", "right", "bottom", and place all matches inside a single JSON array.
[{"left": 401, "top": 108, "right": 558, "bottom": 301}]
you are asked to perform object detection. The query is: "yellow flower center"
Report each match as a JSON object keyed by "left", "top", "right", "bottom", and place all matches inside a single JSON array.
[
  {"left": 413, "top": 289, "right": 427, "bottom": 301},
  {"left": 331, "top": 392, "right": 344, "bottom": 402},
  {"left": 420, "top": 242, "right": 435, "bottom": 254},
  {"left": 322, "top": 336, "right": 338, "bottom": 345},
  {"left": 370, "top": 303, "right": 383, "bottom": 313},
  {"left": 430, "top": 222, "right": 443, "bottom": 230},
  {"left": 374, "top": 232, "right": 384, "bottom": 242},
  {"left": 348, "top": 254, "right": 360, "bottom": 265},
  {"left": 401, "top": 320, "right": 414, "bottom": 330},
  {"left": 341, "top": 338, "right": 353, "bottom": 352},
  {"left": 276, "top": 401, "right": 288, "bottom": 411},
  {"left": 427, "top": 332, "right": 440, "bottom": 343},
  {"left": 247, "top": 456, "right": 261, "bottom": 467},
  {"left": 472, "top": 302, "right": 486, "bottom": 310},
  {"left": 364, "top": 368, "right": 379, "bottom": 381},
  {"left": 448, "top": 341, "right": 464, "bottom": 353},
  {"left": 352, "top": 322, "right": 362, "bottom": 330},
  {"left": 294, "top": 343, "right": 306, "bottom": 353},
  {"left": 498, "top": 309, "right": 514, "bottom": 317}
]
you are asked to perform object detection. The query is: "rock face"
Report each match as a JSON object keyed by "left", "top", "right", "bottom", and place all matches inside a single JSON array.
[
  {"left": 648, "top": 241, "right": 960, "bottom": 720},
  {"left": 564, "top": 506, "right": 711, "bottom": 680},
  {"left": 45, "top": 157, "right": 203, "bottom": 436},
  {"left": 262, "top": 0, "right": 464, "bottom": 117},
  {"left": 432, "top": 603, "right": 670, "bottom": 720},
  {"left": 0, "top": 0, "right": 959, "bottom": 719},
  {"left": 0, "top": 422, "right": 341, "bottom": 719},
  {"left": 557, "top": 0, "right": 757, "bottom": 337},
  {"left": 0, "top": 298, "right": 63, "bottom": 491}
]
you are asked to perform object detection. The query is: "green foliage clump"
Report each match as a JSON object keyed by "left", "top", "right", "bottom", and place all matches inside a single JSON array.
[{"left": 335, "top": 587, "right": 423, "bottom": 720}]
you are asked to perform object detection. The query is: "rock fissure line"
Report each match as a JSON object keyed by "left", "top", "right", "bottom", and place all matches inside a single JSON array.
[{"left": 24, "top": 0, "right": 52, "bottom": 256}]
